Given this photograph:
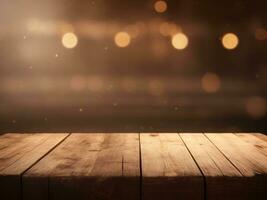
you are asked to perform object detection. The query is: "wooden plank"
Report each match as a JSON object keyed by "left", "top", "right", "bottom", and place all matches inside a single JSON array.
[
  {"left": 0, "top": 134, "right": 49, "bottom": 171},
  {"left": 89, "top": 133, "right": 140, "bottom": 200},
  {"left": 0, "top": 133, "right": 27, "bottom": 150},
  {"left": 236, "top": 133, "right": 267, "bottom": 156},
  {"left": 23, "top": 133, "right": 140, "bottom": 200},
  {"left": 0, "top": 133, "right": 68, "bottom": 200},
  {"left": 180, "top": 133, "right": 245, "bottom": 200},
  {"left": 253, "top": 133, "right": 267, "bottom": 142},
  {"left": 206, "top": 133, "right": 267, "bottom": 200},
  {"left": 140, "top": 133, "right": 204, "bottom": 200}
]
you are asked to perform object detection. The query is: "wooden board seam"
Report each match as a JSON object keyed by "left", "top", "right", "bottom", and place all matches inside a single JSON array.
[
  {"left": 20, "top": 133, "right": 71, "bottom": 200},
  {"left": 0, "top": 134, "right": 49, "bottom": 172},
  {"left": 178, "top": 133, "right": 206, "bottom": 200},
  {"left": 203, "top": 133, "right": 245, "bottom": 177},
  {"left": 21, "top": 133, "right": 71, "bottom": 176}
]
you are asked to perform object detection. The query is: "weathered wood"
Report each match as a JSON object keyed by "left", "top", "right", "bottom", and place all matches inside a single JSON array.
[
  {"left": 1, "top": 133, "right": 267, "bottom": 200},
  {"left": 236, "top": 133, "right": 267, "bottom": 156},
  {"left": 180, "top": 133, "right": 246, "bottom": 200},
  {"left": 0, "top": 133, "right": 26, "bottom": 150},
  {"left": 0, "top": 133, "right": 68, "bottom": 200},
  {"left": 23, "top": 133, "right": 105, "bottom": 200},
  {"left": 23, "top": 133, "right": 140, "bottom": 200},
  {"left": 140, "top": 133, "right": 204, "bottom": 200},
  {"left": 206, "top": 133, "right": 267, "bottom": 200},
  {"left": 253, "top": 133, "right": 267, "bottom": 142}
]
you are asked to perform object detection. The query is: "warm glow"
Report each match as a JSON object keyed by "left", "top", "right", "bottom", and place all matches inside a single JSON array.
[
  {"left": 255, "top": 28, "right": 267, "bottom": 41},
  {"left": 201, "top": 73, "right": 221, "bottom": 93},
  {"left": 160, "top": 22, "right": 181, "bottom": 36},
  {"left": 154, "top": 1, "right": 167, "bottom": 13},
  {"left": 222, "top": 33, "right": 239, "bottom": 50},
  {"left": 62, "top": 32, "right": 78, "bottom": 49},
  {"left": 114, "top": 32, "right": 131, "bottom": 48},
  {"left": 245, "top": 96, "right": 266, "bottom": 119},
  {"left": 58, "top": 22, "right": 74, "bottom": 34},
  {"left": 88, "top": 77, "right": 104, "bottom": 92},
  {"left": 70, "top": 75, "right": 86, "bottom": 91},
  {"left": 125, "top": 25, "right": 140, "bottom": 38},
  {"left": 172, "top": 33, "right": 189, "bottom": 50},
  {"left": 26, "top": 18, "right": 40, "bottom": 32}
]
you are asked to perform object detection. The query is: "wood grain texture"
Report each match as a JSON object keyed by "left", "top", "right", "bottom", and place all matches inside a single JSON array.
[
  {"left": 1, "top": 133, "right": 267, "bottom": 200},
  {"left": 23, "top": 133, "right": 140, "bottom": 200},
  {"left": 180, "top": 133, "right": 245, "bottom": 200},
  {"left": 0, "top": 133, "right": 68, "bottom": 200},
  {"left": 206, "top": 133, "right": 267, "bottom": 200},
  {"left": 236, "top": 133, "right": 267, "bottom": 156},
  {"left": 140, "top": 133, "right": 204, "bottom": 200},
  {"left": 253, "top": 133, "right": 267, "bottom": 142}
]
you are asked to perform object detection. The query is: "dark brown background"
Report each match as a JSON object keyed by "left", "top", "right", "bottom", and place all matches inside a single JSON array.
[{"left": 0, "top": 0, "right": 266, "bottom": 132}]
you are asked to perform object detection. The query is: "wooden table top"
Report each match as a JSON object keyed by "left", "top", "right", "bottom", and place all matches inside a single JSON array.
[{"left": 0, "top": 133, "right": 266, "bottom": 200}]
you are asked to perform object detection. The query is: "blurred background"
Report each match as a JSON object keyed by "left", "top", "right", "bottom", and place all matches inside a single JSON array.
[{"left": 0, "top": 0, "right": 267, "bottom": 132}]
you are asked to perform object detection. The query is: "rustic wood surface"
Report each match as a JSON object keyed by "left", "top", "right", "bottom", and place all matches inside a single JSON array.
[
  {"left": 180, "top": 133, "right": 244, "bottom": 200},
  {"left": 206, "top": 133, "right": 267, "bottom": 200},
  {"left": 0, "top": 133, "right": 69, "bottom": 200},
  {"left": 23, "top": 133, "right": 140, "bottom": 200},
  {"left": 0, "top": 133, "right": 266, "bottom": 200},
  {"left": 236, "top": 133, "right": 267, "bottom": 156},
  {"left": 140, "top": 133, "right": 203, "bottom": 200}
]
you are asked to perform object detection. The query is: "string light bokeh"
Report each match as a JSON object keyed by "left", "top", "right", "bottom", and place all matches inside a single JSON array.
[
  {"left": 221, "top": 33, "right": 239, "bottom": 50},
  {"left": 114, "top": 32, "right": 131, "bottom": 48},
  {"left": 171, "top": 33, "right": 189, "bottom": 50},
  {"left": 154, "top": 1, "right": 168, "bottom": 13},
  {"left": 0, "top": 0, "right": 267, "bottom": 132},
  {"left": 62, "top": 32, "right": 78, "bottom": 49}
]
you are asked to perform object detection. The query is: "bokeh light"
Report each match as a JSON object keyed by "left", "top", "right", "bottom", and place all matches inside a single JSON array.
[
  {"left": 245, "top": 96, "right": 266, "bottom": 119},
  {"left": 1, "top": 1, "right": 267, "bottom": 132},
  {"left": 154, "top": 1, "right": 168, "bottom": 13},
  {"left": 114, "top": 32, "right": 131, "bottom": 48},
  {"left": 201, "top": 73, "right": 221, "bottom": 93},
  {"left": 171, "top": 33, "right": 189, "bottom": 50},
  {"left": 222, "top": 33, "right": 239, "bottom": 50},
  {"left": 62, "top": 32, "right": 78, "bottom": 49}
]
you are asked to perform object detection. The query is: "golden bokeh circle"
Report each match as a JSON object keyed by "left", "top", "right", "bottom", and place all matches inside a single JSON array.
[
  {"left": 201, "top": 73, "right": 221, "bottom": 93},
  {"left": 154, "top": 1, "right": 167, "bottom": 13},
  {"left": 222, "top": 33, "right": 239, "bottom": 50},
  {"left": 171, "top": 33, "right": 189, "bottom": 50},
  {"left": 62, "top": 32, "right": 78, "bottom": 49},
  {"left": 114, "top": 32, "right": 131, "bottom": 48}
]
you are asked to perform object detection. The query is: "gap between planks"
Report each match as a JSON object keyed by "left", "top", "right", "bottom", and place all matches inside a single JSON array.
[{"left": 0, "top": 133, "right": 267, "bottom": 200}]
